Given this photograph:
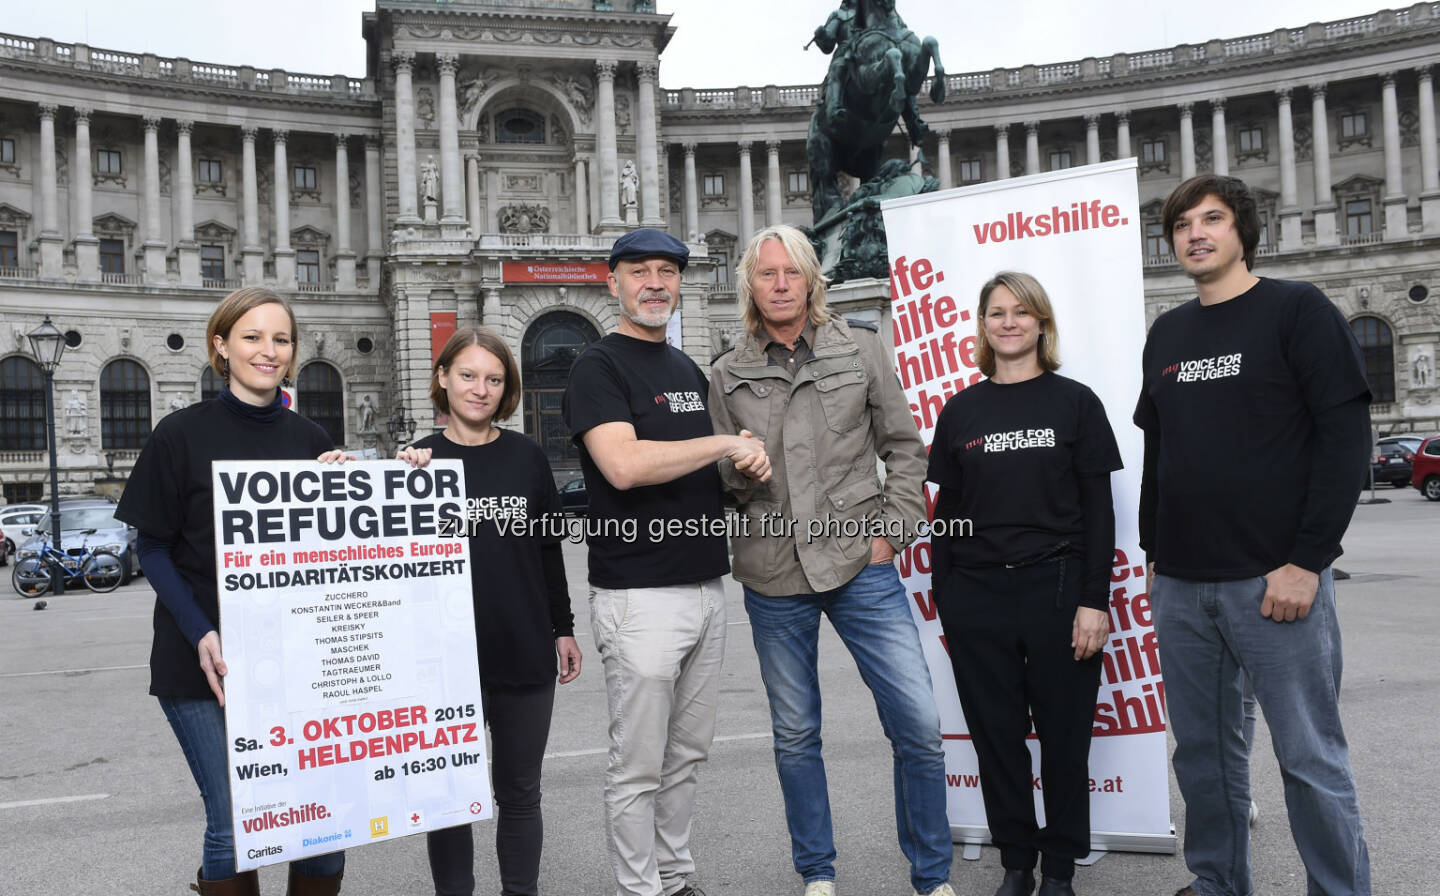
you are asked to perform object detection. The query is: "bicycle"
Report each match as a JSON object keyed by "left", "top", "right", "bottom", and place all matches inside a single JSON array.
[{"left": 10, "top": 530, "right": 126, "bottom": 595}]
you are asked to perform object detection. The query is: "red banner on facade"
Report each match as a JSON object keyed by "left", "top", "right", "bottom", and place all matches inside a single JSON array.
[
  {"left": 430, "top": 312, "right": 457, "bottom": 363},
  {"left": 501, "top": 261, "right": 610, "bottom": 283}
]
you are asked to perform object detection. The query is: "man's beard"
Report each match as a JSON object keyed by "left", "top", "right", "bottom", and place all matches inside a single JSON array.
[{"left": 622, "top": 290, "right": 675, "bottom": 328}]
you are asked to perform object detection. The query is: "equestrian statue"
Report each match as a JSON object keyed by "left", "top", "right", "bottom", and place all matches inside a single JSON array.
[{"left": 805, "top": 0, "right": 945, "bottom": 283}]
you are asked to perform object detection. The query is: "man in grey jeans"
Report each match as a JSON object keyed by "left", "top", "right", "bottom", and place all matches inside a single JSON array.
[{"left": 563, "top": 228, "right": 770, "bottom": 896}]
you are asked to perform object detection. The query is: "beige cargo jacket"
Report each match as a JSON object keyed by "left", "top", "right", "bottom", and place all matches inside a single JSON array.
[{"left": 708, "top": 316, "right": 927, "bottom": 595}]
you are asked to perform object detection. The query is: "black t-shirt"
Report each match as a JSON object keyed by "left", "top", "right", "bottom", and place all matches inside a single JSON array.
[
  {"left": 115, "top": 400, "right": 332, "bottom": 699},
  {"left": 928, "top": 371, "right": 1122, "bottom": 568},
  {"left": 562, "top": 333, "right": 729, "bottom": 588},
  {"left": 412, "top": 430, "right": 572, "bottom": 691},
  {"left": 1133, "top": 277, "right": 1370, "bottom": 580}
]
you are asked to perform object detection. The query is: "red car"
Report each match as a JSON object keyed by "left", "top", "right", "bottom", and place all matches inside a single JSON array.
[{"left": 1412, "top": 436, "right": 1440, "bottom": 501}]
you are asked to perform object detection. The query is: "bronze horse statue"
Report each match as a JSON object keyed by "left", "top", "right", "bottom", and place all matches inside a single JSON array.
[{"left": 807, "top": 0, "right": 945, "bottom": 223}]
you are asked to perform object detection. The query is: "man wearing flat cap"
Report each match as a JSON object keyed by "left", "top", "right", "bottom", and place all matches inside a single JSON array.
[{"left": 564, "top": 228, "right": 771, "bottom": 896}]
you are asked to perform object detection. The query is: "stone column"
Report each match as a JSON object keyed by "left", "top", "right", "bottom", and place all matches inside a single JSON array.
[
  {"left": 36, "top": 104, "right": 62, "bottom": 277},
  {"left": 765, "top": 139, "right": 782, "bottom": 226},
  {"left": 484, "top": 168, "right": 500, "bottom": 232},
  {"left": 334, "top": 134, "right": 356, "bottom": 289},
  {"left": 994, "top": 124, "right": 1010, "bottom": 179},
  {"left": 141, "top": 115, "right": 167, "bottom": 280},
  {"left": 364, "top": 136, "right": 383, "bottom": 286},
  {"left": 394, "top": 51, "right": 419, "bottom": 222},
  {"left": 936, "top": 129, "right": 953, "bottom": 188},
  {"left": 1178, "top": 103, "right": 1196, "bottom": 179},
  {"left": 682, "top": 142, "right": 699, "bottom": 241},
  {"left": 436, "top": 52, "right": 464, "bottom": 223},
  {"left": 272, "top": 130, "right": 295, "bottom": 287},
  {"left": 1211, "top": 98, "right": 1229, "bottom": 175},
  {"left": 1084, "top": 116, "right": 1100, "bottom": 167},
  {"left": 176, "top": 119, "right": 201, "bottom": 286},
  {"left": 1024, "top": 121, "right": 1040, "bottom": 175},
  {"left": 1419, "top": 65, "right": 1440, "bottom": 233},
  {"left": 1116, "top": 111, "right": 1131, "bottom": 159},
  {"left": 72, "top": 106, "right": 98, "bottom": 280},
  {"left": 737, "top": 141, "right": 755, "bottom": 239},
  {"left": 595, "top": 60, "right": 622, "bottom": 229},
  {"left": 467, "top": 154, "right": 484, "bottom": 235},
  {"left": 1380, "top": 72, "right": 1408, "bottom": 238},
  {"left": 1276, "top": 89, "right": 1303, "bottom": 250},
  {"left": 572, "top": 156, "right": 589, "bottom": 234},
  {"left": 241, "top": 125, "right": 264, "bottom": 283},
  {"left": 636, "top": 63, "right": 663, "bottom": 226},
  {"left": 1310, "top": 85, "right": 1338, "bottom": 247}
]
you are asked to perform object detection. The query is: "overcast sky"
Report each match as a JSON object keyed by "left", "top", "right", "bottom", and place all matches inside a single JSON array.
[{"left": 6, "top": 0, "right": 1397, "bottom": 88}]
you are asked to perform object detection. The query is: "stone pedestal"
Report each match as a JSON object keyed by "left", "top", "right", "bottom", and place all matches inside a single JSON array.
[
  {"left": 424, "top": 199, "right": 439, "bottom": 225},
  {"left": 38, "top": 234, "right": 64, "bottom": 279},
  {"left": 72, "top": 236, "right": 100, "bottom": 282},
  {"left": 335, "top": 251, "right": 357, "bottom": 291},
  {"left": 1383, "top": 197, "right": 1409, "bottom": 239},
  {"left": 177, "top": 241, "right": 202, "bottom": 287},
  {"left": 1313, "top": 205, "right": 1339, "bottom": 248},
  {"left": 142, "top": 241, "right": 168, "bottom": 285},
  {"left": 1278, "top": 210, "right": 1304, "bottom": 251},
  {"left": 1423, "top": 191, "right": 1440, "bottom": 235},
  {"left": 242, "top": 248, "right": 265, "bottom": 285},
  {"left": 273, "top": 248, "right": 296, "bottom": 288}
]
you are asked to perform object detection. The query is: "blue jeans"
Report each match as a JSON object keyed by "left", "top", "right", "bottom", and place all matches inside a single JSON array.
[
  {"left": 1151, "top": 571, "right": 1370, "bottom": 896},
  {"left": 744, "top": 562, "right": 952, "bottom": 893},
  {"left": 159, "top": 697, "right": 345, "bottom": 882}
]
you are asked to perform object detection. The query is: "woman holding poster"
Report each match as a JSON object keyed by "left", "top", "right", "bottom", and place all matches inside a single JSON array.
[
  {"left": 926, "top": 272, "right": 1121, "bottom": 896},
  {"left": 398, "top": 326, "right": 581, "bottom": 896},
  {"left": 116, "top": 288, "right": 349, "bottom": 895}
]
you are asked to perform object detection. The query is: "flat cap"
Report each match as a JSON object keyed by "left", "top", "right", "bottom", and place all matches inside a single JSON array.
[{"left": 608, "top": 228, "right": 689, "bottom": 271}]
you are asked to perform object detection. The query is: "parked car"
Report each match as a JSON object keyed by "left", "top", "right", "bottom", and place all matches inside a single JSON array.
[
  {"left": 558, "top": 476, "right": 588, "bottom": 516},
  {"left": 0, "top": 504, "right": 47, "bottom": 563},
  {"left": 17, "top": 499, "right": 140, "bottom": 585},
  {"left": 1412, "top": 436, "right": 1440, "bottom": 501},
  {"left": 1372, "top": 442, "right": 1417, "bottom": 487}
]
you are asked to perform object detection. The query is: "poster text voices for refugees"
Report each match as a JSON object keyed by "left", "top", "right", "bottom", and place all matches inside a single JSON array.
[
  {"left": 881, "top": 160, "right": 1175, "bottom": 852},
  {"left": 214, "top": 459, "right": 491, "bottom": 871}
]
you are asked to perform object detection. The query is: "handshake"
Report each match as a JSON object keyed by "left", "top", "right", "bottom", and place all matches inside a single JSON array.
[{"left": 727, "top": 429, "right": 772, "bottom": 482}]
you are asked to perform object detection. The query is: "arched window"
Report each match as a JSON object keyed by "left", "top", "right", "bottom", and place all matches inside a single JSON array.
[
  {"left": 495, "top": 108, "right": 545, "bottom": 145},
  {"left": 200, "top": 366, "right": 224, "bottom": 402},
  {"left": 522, "top": 311, "right": 600, "bottom": 466},
  {"left": 298, "top": 361, "right": 345, "bottom": 447},
  {"left": 0, "top": 356, "right": 45, "bottom": 450},
  {"left": 101, "top": 359, "right": 152, "bottom": 449},
  {"left": 1350, "top": 316, "right": 1395, "bottom": 403}
]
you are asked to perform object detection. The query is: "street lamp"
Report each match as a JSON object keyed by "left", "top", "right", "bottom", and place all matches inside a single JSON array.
[
  {"left": 386, "top": 404, "right": 418, "bottom": 451},
  {"left": 27, "top": 316, "right": 68, "bottom": 595}
]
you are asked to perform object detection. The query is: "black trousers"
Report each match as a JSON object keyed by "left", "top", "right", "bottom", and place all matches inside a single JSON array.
[
  {"left": 427, "top": 681, "right": 557, "bottom": 896},
  {"left": 936, "top": 561, "right": 1102, "bottom": 881}
]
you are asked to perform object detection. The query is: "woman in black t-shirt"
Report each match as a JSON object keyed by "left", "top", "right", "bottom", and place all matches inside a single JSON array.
[
  {"left": 927, "top": 272, "right": 1121, "bottom": 896},
  {"left": 397, "top": 326, "right": 580, "bottom": 896},
  {"left": 115, "top": 288, "right": 349, "bottom": 895}
]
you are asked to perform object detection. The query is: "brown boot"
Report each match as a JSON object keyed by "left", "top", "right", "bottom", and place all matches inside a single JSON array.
[
  {"left": 188, "top": 868, "right": 260, "bottom": 895},
  {"left": 285, "top": 866, "right": 343, "bottom": 896}
]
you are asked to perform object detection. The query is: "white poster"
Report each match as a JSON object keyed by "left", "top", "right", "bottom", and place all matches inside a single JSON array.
[
  {"left": 881, "top": 159, "right": 1174, "bottom": 852},
  {"left": 214, "top": 459, "right": 491, "bottom": 871}
]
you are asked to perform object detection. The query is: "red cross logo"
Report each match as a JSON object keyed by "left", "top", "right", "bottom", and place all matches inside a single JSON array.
[{"left": 469, "top": 801, "right": 483, "bottom": 815}]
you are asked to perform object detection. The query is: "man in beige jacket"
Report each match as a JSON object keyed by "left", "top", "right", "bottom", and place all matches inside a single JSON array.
[{"left": 709, "top": 225, "right": 954, "bottom": 896}]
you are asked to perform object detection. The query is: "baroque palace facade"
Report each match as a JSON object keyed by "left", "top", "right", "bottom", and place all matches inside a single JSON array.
[{"left": 1, "top": 0, "right": 1438, "bottom": 500}]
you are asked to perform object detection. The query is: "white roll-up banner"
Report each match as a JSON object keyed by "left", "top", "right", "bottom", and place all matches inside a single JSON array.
[{"left": 880, "top": 159, "right": 1175, "bottom": 853}]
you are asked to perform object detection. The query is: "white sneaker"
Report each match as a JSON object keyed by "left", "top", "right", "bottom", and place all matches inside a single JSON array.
[
  {"left": 804, "top": 882, "right": 836, "bottom": 896},
  {"left": 914, "top": 884, "right": 957, "bottom": 896},
  {"left": 1249, "top": 799, "right": 1260, "bottom": 826}
]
